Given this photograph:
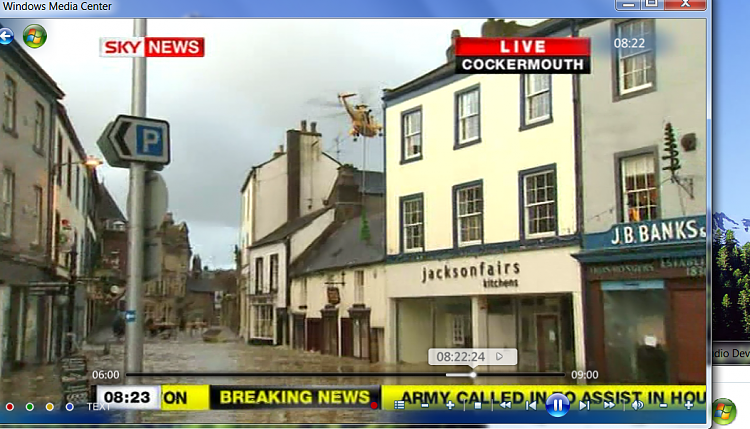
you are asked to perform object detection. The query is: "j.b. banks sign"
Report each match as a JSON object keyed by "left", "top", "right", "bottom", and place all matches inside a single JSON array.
[
  {"left": 584, "top": 215, "right": 707, "bottom": 250},
  {"left": 421, "top": 260, "right": 520, "bottom": 288}
]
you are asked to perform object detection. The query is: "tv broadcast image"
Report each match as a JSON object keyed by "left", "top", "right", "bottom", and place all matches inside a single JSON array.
[{"left": 0, "top": 3, "right": 712, "bottom": 428}]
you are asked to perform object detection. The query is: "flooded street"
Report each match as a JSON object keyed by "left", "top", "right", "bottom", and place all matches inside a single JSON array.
[{"left": 1, "top": 332, "right": 566, "bottom": 424}]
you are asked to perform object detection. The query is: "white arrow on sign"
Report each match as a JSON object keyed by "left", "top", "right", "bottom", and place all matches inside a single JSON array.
[
  {"left": 0, "top": 30, "right": 10, "bottom": 41},
  {"left": 106, "top": 114, "right": 171, "bottom": 165}
]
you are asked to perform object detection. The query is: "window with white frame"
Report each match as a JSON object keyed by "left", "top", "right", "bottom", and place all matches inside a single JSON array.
[
  {"left": 144, "top": 304, "right": 155, "bottom": 321},
  {"left": 3, "top": 76, "right": 16, "bottom": 131},
  {"left": 253, "top": 304, "right": 273, "bottom": 338},
  {"left": 402, "top": 196, "right": 423, "bottom": 251},
  {"left": 33, "top": 186, "right": 43, "bottom": 245},
  {"left": 0, "top": 169, "right": 14, "bottom": 237},
  {"left": 616, "top": 20, "right": 654, "bottom": 94},
  {"left": 34, "top": 103, "right": 45, "bottom": 151},
  {"left": 523, "top": 169, "right": 557, "bottom": 237},
  {"left": 254, "top": 257, "right": 264, "bottom": 294},
  {"left": 456, "top": 87, "right": 480, "bottom": 144},
  {"left": 524, "top": 74, "right": 551, "bottom": 124},
  {"left": 354, "top": 270, "right": 365, "bottom": 304},
  {"left": 402, "top": 109, "right": 422, "bottom": 160},
  {"left": 300, "top": 278, "right": 308, "bottom": 306},
  {"left": 621, "top": 153, "right": 658, "bottom": 222},
  {"left": 269, "top": 254, "right": 279, "bottom": 293},
  {"left": 456, "top": 184, "right": 483, "bottom": 245}
]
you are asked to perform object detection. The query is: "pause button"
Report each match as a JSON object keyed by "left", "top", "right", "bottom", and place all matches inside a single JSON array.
[{"left": 545, "top": 393, "right": 570, "bottom": 417}]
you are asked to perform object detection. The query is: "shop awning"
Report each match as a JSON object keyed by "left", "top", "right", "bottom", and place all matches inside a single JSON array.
[{"left": 572, "top": 242, "right": 706, "bottom": 264}]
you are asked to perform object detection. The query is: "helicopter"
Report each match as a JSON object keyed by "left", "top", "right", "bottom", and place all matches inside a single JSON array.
[{"left": 338, "top": 93, "right": 383, "bottom": 140}]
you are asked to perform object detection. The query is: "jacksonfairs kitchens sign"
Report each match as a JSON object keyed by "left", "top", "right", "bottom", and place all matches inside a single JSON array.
[{"left": 421, "top": 260, "right": 520, "bottom": 288}]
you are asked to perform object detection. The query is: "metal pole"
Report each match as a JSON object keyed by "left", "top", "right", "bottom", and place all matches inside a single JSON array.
[{"left": 125, "top": 18, "right": 147, "bottom": 424}]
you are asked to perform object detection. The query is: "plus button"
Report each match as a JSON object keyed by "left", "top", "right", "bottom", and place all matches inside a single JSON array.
[
  {"left": 684, "top": 401, "right": 694, "bottom": 410},
  {"left": 446, "top": 401, "right": 455, "bottom": 410}
]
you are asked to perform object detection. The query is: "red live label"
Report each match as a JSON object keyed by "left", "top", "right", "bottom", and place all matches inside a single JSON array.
[
  {"left": 455, "top": 37, "right": 590, "bottom": 57},
  {"left": 100, "top": 37, "right": 205, "bottom": 57},
  {"left": 665, "top": 0, "right": 706, "bottom": 10}
]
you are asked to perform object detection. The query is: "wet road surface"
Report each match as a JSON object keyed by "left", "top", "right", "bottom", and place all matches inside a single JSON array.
[{"left": 1, "top": 331, "right": 568, "bottom": 423}]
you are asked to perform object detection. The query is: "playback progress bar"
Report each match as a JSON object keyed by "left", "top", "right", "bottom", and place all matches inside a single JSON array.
[{"left": 126, "top": 371, "right": 565, "bottom": 378}]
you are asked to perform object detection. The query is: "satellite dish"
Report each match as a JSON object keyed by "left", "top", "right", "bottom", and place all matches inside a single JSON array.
[{"left": 110, "top": 285, "right": 121, "bottom": 295}]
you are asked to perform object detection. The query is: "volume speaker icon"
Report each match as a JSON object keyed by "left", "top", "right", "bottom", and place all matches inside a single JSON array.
[{"left": 632, "top": 400, "right": 644, "bottom": 411}]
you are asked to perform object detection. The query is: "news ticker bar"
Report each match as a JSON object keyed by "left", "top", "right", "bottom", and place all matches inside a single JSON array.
[{"left": 92, "top": 385, "right": 707, "bottom": 413}]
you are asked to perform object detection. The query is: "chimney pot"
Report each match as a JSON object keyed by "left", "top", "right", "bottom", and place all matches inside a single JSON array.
[
  {"left": 279, "top": 145, "right": 284, "bottom": 152},
  {"left": 310, "top": 122, "right": 317, "bottom": 133},
  {"left": 301, "top": 120, "right": 307, "bottom": 132}
]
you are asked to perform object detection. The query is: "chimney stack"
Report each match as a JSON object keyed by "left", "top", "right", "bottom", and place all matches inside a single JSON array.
[
  {"left": 333, "top": 165, "right": 362, "bottom": 222},
  {"left": 300, "top": 120, "right": 307, "bottom": 132},
  {"left": 310, "top": 122, "right": 317, "bottom": 133},
  {"left": 446, "top": 29, "right": 461, "bottom": 62}
]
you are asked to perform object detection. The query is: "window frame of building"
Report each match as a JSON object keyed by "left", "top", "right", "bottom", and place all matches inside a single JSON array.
[
  {"left": 452, "top": 180, "right": 484, "bottom": 247},
  {"left": 451, "top": 314, "right": 466, "bottom": 346},
  {"left": 75, "top": 165, "right": 81, "bottom": 209},
  {"left": 0, "top": 169, "right": 14, "bottom": 237},
  {"left": 254, "top": 257, "right": 264, "bottom": 294},
  {"left": 354, "top": 269, "right": 365, "bottom": 304},
  {"left": 519, "top": 164, "right": 558, "bottom": 241},
  {"left": 616, "top": 147, "right": 660, "bottom": 223},
  {"left": 520, "top": 74, "right": 552, "bottom": 130},
  {"left": 269, "top": 253, "right": 279, "bottom": 293},
  {"left": 3, "top": 76, "right": 16, "bottom": 134},
  {"left": 33, "top": 102, "right": 45, "bottom": 154},
  {"left": 454, "top": 84, "right": 481, "bottom": 149},
  {"left": 400, "top": 106, "right": 423, "bottom": 163},
  {"left": 399, "top": 193, "right": 424, "bottom": 253},
  {"left": 300, "top": 277, "right": 308, "bottom": 308},
  {"left": 613, "top": 19, "right": 657, "bottom": 101},
  {"left": 66, "top": 150, "right": 72, "bottom": 198},
  {"left": 55, "top": 136, "right": 63, "bottom": 186},
  {"left": 32, "top": 185, "right": 43, "bottom": 246}
]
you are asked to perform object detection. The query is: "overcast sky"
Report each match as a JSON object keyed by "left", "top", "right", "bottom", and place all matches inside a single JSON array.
[{"left": 7, "top": 18, "right": 543, "bottom": 268}]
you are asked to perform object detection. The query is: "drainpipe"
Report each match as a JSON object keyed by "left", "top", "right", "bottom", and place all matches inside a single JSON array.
[{"left": 571, "top": 18, "right": 584, "bottom": 238}]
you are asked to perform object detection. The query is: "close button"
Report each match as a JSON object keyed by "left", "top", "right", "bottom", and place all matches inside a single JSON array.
[{"left": 665, "top": 0, "right": 707, "bottom": 10}]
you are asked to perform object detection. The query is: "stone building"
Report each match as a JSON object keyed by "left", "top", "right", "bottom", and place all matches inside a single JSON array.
[{"left": 143, "top": 213, "right": 191, "bottom": 325}]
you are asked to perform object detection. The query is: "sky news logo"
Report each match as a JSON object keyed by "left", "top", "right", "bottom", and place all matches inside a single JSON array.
[{"left": 100, "top": 37, "right": 205, "bottom": 58}]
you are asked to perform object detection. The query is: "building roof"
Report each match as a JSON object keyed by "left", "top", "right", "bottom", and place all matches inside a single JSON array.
[
  {"left": 187, "top": 277, "right": 226, "bottom": 293},
  {"left": 291, "top": 211, "right": 384, "bottom": 276},
  {"left": 249, "top": 207, "right": 332, "bottom": 249},
  {"left": 97, "top": 183, "right": 126, "bottom": 222},
  {"left": 352, "top": 170, "right": 385, "bottom": 195},
  {"left": 383, "top": 19, "right": 599, "bottom": 103}
]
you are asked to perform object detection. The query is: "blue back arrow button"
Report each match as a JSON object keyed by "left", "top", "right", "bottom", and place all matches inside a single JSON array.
[{"left": 0, "top": 28, "right": 14, "bottom": 45}]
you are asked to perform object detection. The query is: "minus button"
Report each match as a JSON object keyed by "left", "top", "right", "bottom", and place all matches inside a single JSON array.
[
  {"left": 616, "top": 0, "right": 642, "bottom": 9},
  {"left": 659, "top": 403, "right": 668, "bottom": 408}
]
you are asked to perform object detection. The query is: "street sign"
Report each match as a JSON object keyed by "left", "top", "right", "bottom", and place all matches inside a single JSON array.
[
  {"left": 127, "top": 171, "right": 168, "bottom": 230},
  {"left": 143, "top": 237, "right": 160, "bottom": 281},
  {"left": 97, "top": 115, "right": 170, "bottom": 169}
]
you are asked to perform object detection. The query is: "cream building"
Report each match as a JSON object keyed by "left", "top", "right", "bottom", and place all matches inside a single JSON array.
[
  {"left": 382, "top": 21, "right": 585, "bottom": 375},
  {"left": 238, "top": 121, "right": 341, "bottom": 344},
  {"left": 288, "top": 168, "right": 386, "bottom": 361}
]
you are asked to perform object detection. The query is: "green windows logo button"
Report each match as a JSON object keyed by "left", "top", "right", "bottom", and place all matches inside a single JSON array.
[
  {"left": 713, "top": 398, "right": 737, "bottom": 425},
  {"left": 23, "top": 24, "right": 46, "bottom": 49}
]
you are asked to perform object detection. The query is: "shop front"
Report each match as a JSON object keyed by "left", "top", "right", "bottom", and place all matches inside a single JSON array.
[
  {"left": 574, "top": 215, "right": 707, "bottom": 385},
  {"left": 386, "top": 246, "right": 585, "bottom": 373}
]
